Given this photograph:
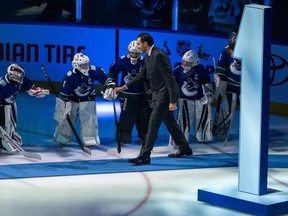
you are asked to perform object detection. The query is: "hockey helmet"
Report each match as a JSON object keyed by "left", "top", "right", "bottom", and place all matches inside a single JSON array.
[
  {"left": 72, "top": 53, "right": 90, "bottom": 76},
  {"left": 7, "top": 63, "right": 25, "bottom": 84},
  {"left": 128, "top": 40, "right": 141, "bottom": 65},
  {"left": 229, "top": 31, "right": 237, "bottom": 49},
  {"left": 182, "top": 50, "right": 199, "bottom": 73}
]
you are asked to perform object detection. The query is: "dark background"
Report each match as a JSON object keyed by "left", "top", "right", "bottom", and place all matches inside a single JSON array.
[{"left": 0, "top": 0, "right": 287, "bottom": 42}]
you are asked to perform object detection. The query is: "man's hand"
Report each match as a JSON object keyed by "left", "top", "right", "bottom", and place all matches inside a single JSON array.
[
  {"left": 114, "top": 85, "right": 127, "bottom": 94},
  {"left": 169, "top": 103, "right": 177, "bottom": 111}
]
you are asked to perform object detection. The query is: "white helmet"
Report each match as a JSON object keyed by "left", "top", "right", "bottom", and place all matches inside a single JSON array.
[
  {"left": 182, "top": 50, "right": 199, "bottom": 73},
  {"left": 7, "top": 63, "right": 25, "bottom": 84},
  {"left": 128, "top": 40, "right": 141, "bottom": 65},
  {"left": 72, "top": 53, "right": 90, "bottom": 76}
]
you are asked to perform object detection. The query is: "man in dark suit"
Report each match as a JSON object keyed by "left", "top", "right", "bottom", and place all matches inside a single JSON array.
[{"left": 114, "top": 32, "right": 193, "bottom": 165}]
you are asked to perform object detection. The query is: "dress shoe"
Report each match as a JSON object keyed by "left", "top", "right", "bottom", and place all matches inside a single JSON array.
[
  {"left": 128, "top": 157, "right": 140, "bottom": 163},
  {"left": 168, "top": 147, "right": 193, "bottom": 158},
  {"left": 128, "top": 156, "right": 150, "bottom": 165}
]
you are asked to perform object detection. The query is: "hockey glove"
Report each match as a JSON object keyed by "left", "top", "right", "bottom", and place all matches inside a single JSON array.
[
  {"left": 102, "top": 82, "right": 117, "bottom": 100},
  {"left": 27, "top": 87, "right": 50, "bottom": 98},
  {"left": 200, "top": 93, "right": 213, "bottom": 105}
]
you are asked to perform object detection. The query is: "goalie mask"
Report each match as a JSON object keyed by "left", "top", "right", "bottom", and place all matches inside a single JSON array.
[
  {"left": 128, "top": 40, "right": 141, "bottom": 65},
  {"left": 182, "top": 50, "right": 199, "bottom": 73},
  {"left": 72, "top": 53, "right": 90, "bottom": 76},
  {"left": 7, "top": 63, "right": 25, "bottom": 84}
]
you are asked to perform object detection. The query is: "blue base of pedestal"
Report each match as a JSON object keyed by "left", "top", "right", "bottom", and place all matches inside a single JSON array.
[{"left": 198, "top": 185, "right": 288, "bottom": 216}]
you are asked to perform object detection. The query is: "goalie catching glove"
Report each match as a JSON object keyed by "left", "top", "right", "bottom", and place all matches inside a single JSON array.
[
  {"left": 102, "top": 81, "right": 117, "bottom": 101},
  {"left": 53, "top": 98, "right": 72, "bottom": 123},
  {"left": 27, "top": 87, "right": 50, "bottom": 98}
]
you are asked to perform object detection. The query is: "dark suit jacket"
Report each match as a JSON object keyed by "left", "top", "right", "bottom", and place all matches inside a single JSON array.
[{"left": 126, "top": 46, "right": 179, "bottom": 105}]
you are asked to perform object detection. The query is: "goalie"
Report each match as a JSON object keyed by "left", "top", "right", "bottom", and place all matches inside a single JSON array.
[
  {"left": 212, "top": 31, "right": 241, "bottom": 141},
  {"left": 0, "top": 63, "right": 49, "bottom": 154},
  {"left": 53, "top": 52, "right": 115, "bottom": 147},
  {"left": 169, "top": 50, "right": 213, "bottom": 146}
]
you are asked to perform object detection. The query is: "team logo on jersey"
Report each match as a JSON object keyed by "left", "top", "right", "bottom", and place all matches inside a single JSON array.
[
  {"left": 181, "top": 78, "right": 199, "bottom": 97},
  {"left": 124, "top": 70, "right": 138, "bottom": 83},
  {"left": 230, "top": 58, "right": 241, "bottom": 76},
  {"left": 74, "top": 83, "right": 91, "bottom": 97}
]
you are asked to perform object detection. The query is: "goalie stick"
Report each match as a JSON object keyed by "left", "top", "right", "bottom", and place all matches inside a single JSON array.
[
  {"left": 41, "top": 64, "right": 91, "bottom": 156},
  {"left": 0, "top": 126, "right": 42, "bottom": 160},
  {"left": 112, "top": 92, "right": 121, "bottom": 153}
]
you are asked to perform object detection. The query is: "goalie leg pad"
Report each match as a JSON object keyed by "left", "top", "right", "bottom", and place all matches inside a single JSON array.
[
  {"left": 178, "top": 99, "right": 192, "bottom": 142},
  {"left": 213, "top": 75, "right": 227, "bottom": 99},
  {"left": 53, "top": 102, "right": 79, "bottom": 144},
  {"left": 0, "top": 127, "right": 17, "bottom": 154},
  {"left": 212, "top": 92, "right": 237, "bottom": 140},
  {"left": 53, "top": 98, "right": 72, "bottom": 123},
  {"left": 194, "top": 100, "right": 213, "bottom": 142},
  {"left": 79, "top": 101, "right": 100, "bottom": 146},
  {"left": 53, "top": 124, "right": 73, "bottom": 144},
  {"left": 6, "top": 103, "right": 22, "bottom": 147},
  {"left": 0, "top": 104, "right": 19, "bottom": 153}
]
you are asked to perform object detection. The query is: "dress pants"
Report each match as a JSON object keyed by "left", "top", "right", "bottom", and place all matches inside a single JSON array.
[{"left": 139, "top": 102, "right": 189, "bottom": 158}]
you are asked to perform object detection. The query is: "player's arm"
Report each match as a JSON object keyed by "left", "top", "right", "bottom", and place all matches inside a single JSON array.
[
  {"left": 213, "top": 52, "right": 229, "bottom": 98},
  {"left": 107, "top": 58, "right": 123, "bottom": 83},
  {"left": 23, "top": 76, "right": 49, "bottom": 98}
]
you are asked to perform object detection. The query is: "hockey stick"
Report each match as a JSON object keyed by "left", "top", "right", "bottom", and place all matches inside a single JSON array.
[
  {"left": 112, "top": 92, "right": 121, "bottom": 153},
  {"left": 106, "top": 92, "right": 121, "bottom": 156},
  {"left": 41, "top": 65, "right": 91, "bottom": 155},
  {"left": 0, "top": 126, "right": 42, "bottom": 160}
]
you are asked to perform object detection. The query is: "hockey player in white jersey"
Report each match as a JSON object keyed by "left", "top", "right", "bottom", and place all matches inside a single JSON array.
[
  {"left": 212, "top": 31, "right": 241, "bottom": 141},
  {"left": 169, "top": 50, "right": 213, "bottom": 146},
  {"left": 0, "top": 63, "right": 49, "bottom": 153},
  {"left": 53, "top": 53, "right": 115, "bottom": 147}
]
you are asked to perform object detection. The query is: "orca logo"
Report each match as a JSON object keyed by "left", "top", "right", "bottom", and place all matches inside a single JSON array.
[
  {"left": 75, "top": 83, "right": 91, "bottom": 97},
  {"left": 181, "top": 78, "right": 199, "bottom": 97},
  {"left": 124, "top": 69, "right": 138, "bottom": 83}
]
